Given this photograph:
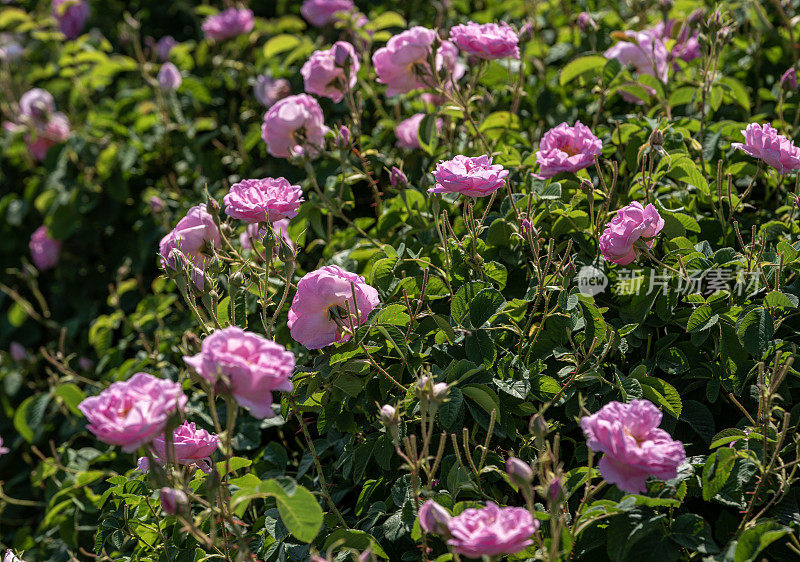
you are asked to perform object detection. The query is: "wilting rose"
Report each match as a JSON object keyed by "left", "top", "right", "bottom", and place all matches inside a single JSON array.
[{"left": 137, "top": 421, "right": 219, "bottom": 473}]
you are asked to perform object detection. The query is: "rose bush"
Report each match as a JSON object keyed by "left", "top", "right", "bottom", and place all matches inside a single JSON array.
[{"left": 1, "top": 2, "right": 800, "bottom": 562}]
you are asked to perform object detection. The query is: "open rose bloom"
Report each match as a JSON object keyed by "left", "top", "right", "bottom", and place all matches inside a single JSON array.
[
  {"left": 223, "top": 177, "right": 303, "bottom": 223},
  {"left": 300, "top": 0, "right": 354, "bottom": 27},
  {"left": 372, "top": 27, "right": 463, "bottom": 97},
  {"left": 301, "top": 41, "right": 359, "bottom": 103},
  {"left": 137, "top": 421, "right": 219, "bottom": 473},
  {"left": 581, "top": 399, "right": 686, "bottom": 494},
  {"left": 29, "top": 225, "right": 62, "bottom": 270},
  {"left": 447, "top": 502, "right": 539, "bottom": 558},
  {"left": 78, "top": 373, "right": 187, "bottom": 453},
  {"left": 535, "top": 121, "right": 602, "bottom": 178},
  {"left": 598, "top": 202, "right": 664, "bottom": 265},
  {"left": 158, "top": 205, "right": 222, "bottom": 289},
  {"left": 428, "top": 155, "right": 508, "bottom": 197},
  {"left": 184, "top": 327, "right": 295, "bottom": 419},
  {"left": 732, "top": 123, "right": 800, "bottom": 173},
  {"left": 288, "top": 265, "right": 380, "bottom": 349},
  {"left": 395, "top": 113, "right": 441, "bottom": 149},
  {"left": 449, "top": 21, "right": 520, "bottom": 60},
  {"left": 201, "top": 8, "right": 254, "bottom": 42},
  {"left": 261, "top": 94, "right": 328, "bottom": 159}
]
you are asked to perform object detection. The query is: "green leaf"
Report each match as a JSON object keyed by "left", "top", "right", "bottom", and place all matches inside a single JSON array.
[
  {"left": 240, "top": 478, "right": 323, "bottom": 543},
  {"left": 687, "top": 305, "right": 719, "bottom": 333},
  {"left": 680, "top": 400, "right": 715, "bottom": 444},
  {"left": 55, "top": 383, "right": 85, "bottom": 416},
  {"left": 418, "top": 114, "right": 439, "bottom": 156},
  {"left": 669, "top": 514, "right": 719, "bottom": 554},
  {"left": 633, "top": 374, "right": 682, "bottom": 418},
  {"left": 322, "top": 529, "right": 389, "bottom": 559},
  {"left": 461, "top": 384, "right": 500, "bottom": 417},
  {"left": 734, "top": 521, "right": 788, "bottom": 562},
  {"left": 469, "top": 288, "right": 505, "bottom": 328},
  {"left": 737, "top": 306, "right": 773, "bottom": 357},
  {"left": 451, "top": 282, "right": 492, "bottom": 325},
  {"left": 263, "top": 34, "right": 301, "bottom": 57},
  {"left": 656, "top": 347, "right": 690, "bottom": 375},
  {"left": 668, "top": 157, "right": 710, "bottom": 195},
  {"left": 559, "top": 55, "right": 607, "bottom": 85},
  {"left": 702, "top": 448, "right": 735, "bottom": 500},
  {"left": 14, "top": 393, "right": 50, "bottom": 443},
  {"left": 479, "top": 111, "right": 519, "bottom": 132}
]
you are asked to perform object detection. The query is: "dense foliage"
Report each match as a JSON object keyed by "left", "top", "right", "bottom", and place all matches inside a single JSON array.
[{"left": 1, "top": 0, "right": 800, "bottom": 561}]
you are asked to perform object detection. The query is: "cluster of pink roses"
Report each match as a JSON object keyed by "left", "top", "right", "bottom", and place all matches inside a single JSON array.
[{"left": 5, "top": 88, "right": 71, "bottom": 161}]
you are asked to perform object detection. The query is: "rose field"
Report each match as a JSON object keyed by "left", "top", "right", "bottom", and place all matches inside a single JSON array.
[{"left": 2, "top": 0, "right": 800, "bottom": 560}]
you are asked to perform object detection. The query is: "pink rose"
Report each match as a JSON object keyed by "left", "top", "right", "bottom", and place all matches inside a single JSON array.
[
  {"left": 300, "top": 0, "right": 354, "bottom": 27},
  {"left": 19, "top": 88, "right": 55, "bottom": 121},
  {"left": 604, "top": 31, "right": 669, "bottom": 82},
  {"left": 373, "top": 27, "right": 462, "bottom": 97},
  {"left": 25, "top": 112, "right": 70, "bottom": 161},
  {"left": 223, "top": 177, "right": 304, "bottom": 223},
  {"left": 447, "top": 502, "right": 538, "bottom": 558},
  {"left": 261, "top": 94, "right": 328, "bottom": 159},
  {"left": 534, "top": 121, "right": 602, "bottom": 179},
  {"left": 732, "top": 123, "right": 800, "bottom": 174},
  {"left": 254, "top": 75, "right": 291, "bottom": 108},
  {"left": 156, "top": 36, "right": 178, "bottom": 61},
  {"left": 428, "top": 154, "right": 508, "bottom": 197},
  {"left": 287, "top": 265, "right": 380, "bottom": 349},
  {"left": 29, "top": 225, "right": 62, "bottom": 270},
  {"left": 201, "top": 8, "right": 254, "bottom": 42},
  {"left": 781, "top": 67, "right": 798, "bottom": 90},
  {"left": 184, "top": 327, "right": 295, "bottom": 419},
  {"left": 136, "top": 421, "right": 219, "bottom": 473},
  {"left": 301, "top": 41, "right": 359, "bottom": 103},
  {"left": 395, "top": 113, "right": 442, "bottom": 149},
  {"left": 52, "top": 0, "right": 90, "bottom": 40},
  {"left": 598, "top": 201, "right": 664, "bottom": 265},
  {"left": 418, "top": 500, "right": 452, "bottom": 535},
  {"left": 78, "top": 373, "right": 187, "bottom": 453},
  {"left": 581, "top": 399, "right": 686, "bottom": 494},
  {"left": 449, "top": 21, "right": 520, "bottom": 60},
  {"left": 158, "top": 205, "right": 222, "bottom": 289},
  {"left": 649, "top": 20, "right": 701, "bottom": 64},
  {"left": 157, "top": 62, "right": 182, "bottom": 91}
]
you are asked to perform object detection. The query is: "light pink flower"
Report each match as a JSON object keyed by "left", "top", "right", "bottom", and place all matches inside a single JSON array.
[
  {"left": 261, "top": 94, "right": 328, "bottom": 159},
  {"left": 159, "top": 487, "right": 187, "bottom": 515},
  {"left": 534, "top": 121, "right": 602, "bottom": 179},
  {"left": 581, "top": 399, "right": 686, "bottom": 494},
  {"left": 447, "top": 502, "right": 538, "bottom": 558},
  {"left": 300, "top": 0, "right": 354, "bottom": 27},
  {"left": 9, "top": 342, "right": 27, "bottom": 362},
  {"left": 288, "top": 265, "right": 380, "bottom": 349},
  {"left": 149, "top": 195, "right": 165, "bottom": 214},
  {"left": 598, "top": 202, "right": 664, "bottom": 265},
  {"left": 25, "top": 112, "right": 70, "bottom": 161},
  {"left": 301, "top": 41, "right": 359, "bottom": 103},
  {"left": 184, "top": 327, "right": 295, "bottom": 419},
  {"left": 782, "top": 67, "right": 798, "bottom": 90},
  {"left": 419, "top": 500, "right": 452, "bottom": 535},
  {"left": 604, "top": 31, "right": 669, "bottom": 82},
  {"left": 136, "top": 421, "right": 219, "bottom": 473},
  {"left": 78, "top": 373, "right": 187, "bottom": 453},
  {"left": 395, "top": 113, "right": 442, "bottom": 149},
  {"left": 201, "top": 8, "right": 254, "bottom": 42},
  {"left": 428, "top": 155, "right": 508, "bottom": 197},
  {"left": 649, "top": 20, "right": 701, "bottom": 64},
  {"left": 223, "top": 177, "right": 303, "bottom": 223},
  {"left": 449, "top": 22, "right": 519, "bottom": 60},
  {"left": 52, "top": 0, "right": 90, "bottom": 40},
  {"left": 3, "top": 550, "right": 23, "bottom": 562},
  {"left": 156, "top": 36, "right": 177, "bottom": 61},
  {"left": 157, "top": 62, "right": 182, "bottom": 91},
  {"left": 29, "top": 225, "right": 61, "bottom": 270},
  {"left": 732, "top": 123, "right": 800, "bottom": 173},
  {"left": 158, "top": 205, "right": 222, "bottom": 289},
  {"left": 0, "top": 436, "right": 9, "bottom": 456},
  {"left": 373, "top": 27, "right": 463, "bottom": 97},
  {"left": 254, "top": 75, "right": 291, "bottom": 108},
  {"left": 19, "top": 88, "right": 55, "bottom": 120}
]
